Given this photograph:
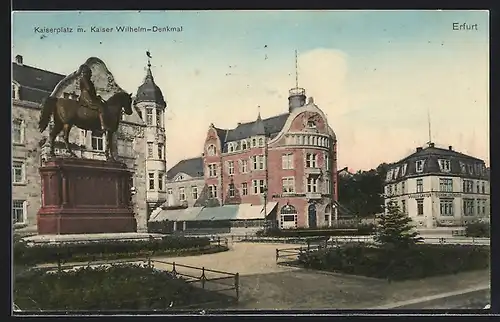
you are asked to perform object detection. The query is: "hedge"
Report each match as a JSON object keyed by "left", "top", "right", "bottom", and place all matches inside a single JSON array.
[
  {"left": 465, "top": 222, "right": 490, "bottom": 238},
  {"left": 14, "top": 264, "right": 235, "bottom": 311},
  {"left": 256, "top": 224, "right": 375, "bottom": 238},
  {"left": 298, "top": 243, "right": 490, "bottom": 281},
  {"left": 14, "top": 236, "right": 212, "bottom": 266}
]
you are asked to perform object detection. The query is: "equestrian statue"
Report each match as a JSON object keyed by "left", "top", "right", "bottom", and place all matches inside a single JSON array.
[{"left": 38, "top": 64, "right": 133, "bottom": 161}]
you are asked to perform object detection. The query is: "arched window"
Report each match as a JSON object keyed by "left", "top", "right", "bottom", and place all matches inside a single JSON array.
[
  {"left": 280, "top": 204, "right": 298, "bottom": 229},
  {"left": 325, "top": 204, "right": 332, "bottom": 214},
  {"left": 258, "top": 138, "right": 264, "bottom": 147},
  {"left": 324, "top": 204, "right": 332, "bottom": 227},
  {"left": 252, "top": 138, "right": 257, "bottom": 147},
  {"left": 241, "top": 140, "right": 248, "bottom": 150},
  {"left": 207, "top": 144, "right": 216, "bottom": 156},
  {"left": 228, "top": 143, "right": 234, "bottom": 153}
]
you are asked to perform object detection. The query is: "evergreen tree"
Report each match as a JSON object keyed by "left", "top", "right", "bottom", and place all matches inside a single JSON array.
[{"left": 374, "top": 201, "right": 422, "bottom": 248}]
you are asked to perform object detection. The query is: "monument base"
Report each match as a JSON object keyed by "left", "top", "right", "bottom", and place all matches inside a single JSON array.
[{"left": 37, "top": 157, "right": 137, "bottom": 235}]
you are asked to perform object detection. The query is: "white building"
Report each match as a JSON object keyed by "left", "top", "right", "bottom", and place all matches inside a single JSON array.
[
  {"left": 133, "top": 61, "right": 168, "bottom": 216},
  {"left": 384, "top": 143, "right": 490, "bottom": 228}
]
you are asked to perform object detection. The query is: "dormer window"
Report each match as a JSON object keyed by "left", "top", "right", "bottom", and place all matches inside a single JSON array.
[
  {"left": 252, "top": 138, "right": 257, "bottom": 147},
  {"left": 175, "top": 175, "right": 184, "bottom": 182},
  {"left": 401, "top": 163, "right": 408, "bottom": 176},
  {"left": 207, "top": 144, "right": 216, "bottom": 156},
  {"left": 468, "top": 164, "right": 473, "bottom": 174},
  {"left": 459, "top": 162, "right": 466, "bottom": 173},
  {"left": 258, "top": 138, "right": 264, "bottom": 147},
  {"left": 416, "top": 160, "right": 425, "bottom": 173},
  {"left": 307, "top": 120, "right": 317, "bottom": 128},
  {"left": 438, "top": 159, "right": 451, "bottom": 172},
  {"left": 241, "top": 140, "right": 248, "bottom": 150},
  {"left": 393, "top": 167, "right": 400, "bottom": 179},
  {"left": 228, "top": 143, "right": 234, "bottom": 153},
  {"left": 386, "top": 170, "right": 393, "bottom": 181}
]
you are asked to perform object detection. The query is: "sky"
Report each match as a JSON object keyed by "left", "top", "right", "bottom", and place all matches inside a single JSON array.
[{"left": 12, "top": 10, "right": 490, "bottom": 171}]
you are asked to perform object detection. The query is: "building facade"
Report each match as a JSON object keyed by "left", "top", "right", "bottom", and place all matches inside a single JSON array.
[
  {"left": 384, "top": 143, "right": 490, "bottom": 228},
  {"left": 11, "top": 55, "right": 167, "bottom": 232},
  {"left": 164, "top": 86, "right": 339, "bottom": 229},
  {"left": 164, "top": 157, "right": 205, "bottom": 208}
]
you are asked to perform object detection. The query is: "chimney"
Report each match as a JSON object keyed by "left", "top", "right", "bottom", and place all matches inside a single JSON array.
[
  {"left": 448, "top": 145, "right": 453, "bottom": 151},
  {"left": 15, "top": 55, "right": 23, "bottom": 65},
  {"left": 416, "top": 147, "right": 423, "bottom": 152},
  {"left": 237, "top": 122, "right": 241, "bottom": 126}
]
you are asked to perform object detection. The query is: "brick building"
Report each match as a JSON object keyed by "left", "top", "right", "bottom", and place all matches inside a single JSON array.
[
  {"left": 11, "top": 55, "right": 167, "bottom": 232},
  {"left": 158, "top": 85, "right": 339, "bottom": 230}
]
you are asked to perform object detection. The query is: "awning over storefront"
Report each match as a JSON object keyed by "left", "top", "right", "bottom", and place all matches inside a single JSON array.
[
  {"left": 236, "top": 204, "right": 265, "bottom": 220},
  {"left": 148, "top": 207, "right": 204, "bottom": 222},
  {"left": 195, "top": 205, "right": 240, "bottom": 221},
  {"left": 260, "top": 202, "right": 278, "bottom": 217}
]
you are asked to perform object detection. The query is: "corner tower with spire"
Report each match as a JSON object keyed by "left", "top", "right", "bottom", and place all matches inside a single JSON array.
[{"left": 134, "top": 52, "right": 167, "bottom": 216}]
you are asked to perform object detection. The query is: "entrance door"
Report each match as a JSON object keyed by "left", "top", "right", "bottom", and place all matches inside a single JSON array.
[{"left": 308, "top": 204, "right": 317, "bottom": 228}]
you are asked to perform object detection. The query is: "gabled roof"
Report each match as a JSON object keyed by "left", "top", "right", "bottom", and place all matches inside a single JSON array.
[
  {"left": 166, "top": 157, "right": 204, "bottom": 180},
  {"left": 12, "top": 62, "right": 65, "bottom": 103}
]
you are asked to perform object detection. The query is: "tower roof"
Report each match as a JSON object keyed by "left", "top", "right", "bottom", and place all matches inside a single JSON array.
[
  {"left": 135, "top": 61, "right": 166, "bottom": 107},
  {"left": 252, "top": 111, "right": 266, "bottom": 136}
]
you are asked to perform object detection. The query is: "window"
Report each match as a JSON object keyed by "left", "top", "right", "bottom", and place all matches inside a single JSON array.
[
  {"left": 252, "top": 155, "right": 265, "bottom": 170},
  {"left": 307, "top": 178, "right": 318, "bottom": 193},
  {"left": 192, "top": 186, "right": 198, "bottom": 200},
  {"left": 241, "top": 140, "right": 248, "bottom": 150},
  {"left": 387, "top": 185, "right": 392, "bottom": 196},
  {"left": 229, "top": 183, "right": 235, "bottom": 197},
  {"left": 207, "top": 144, "right": 216, "bottom": 156},
  {"left": 325, "top": 153, "right": 330, "bottom": 171},
  {"left": 179, "top": 187, "right": 186, "bottom": 201},
  {"left": 439, "top": 178, "right": 453, "bottom": 192},
  {"left": 156, "top": 109, "right": 162, "bottom": 127},
  {"left": 175, "top": 175, "right": 184, "bottom": 182},
  {"left": 394, "top": 184, "right": 399, "bottom": 195},
  {"left": 468, "top": 164, "right": 473, "bottom": 174},
  {"left": 228, "top": 161, "right": 234, "bottom": 175},
  {"left": 208, "top": 185, "right": 217, "bottom": 198},
  {"left": 306, "top": 153, "right": 317, "bottom": 168},
  {"left": 167, "top": 188, "right": 173, "bottom": 195},
  {"left": 307, "top": 120, "right": 316, "bottom": 128},
  {"left": 416, "top": 160, "right": 425, "bottom": 173},
  {"left": 147, "top": 143, "right": 154, "bottom": 158},
  {"left": 440, "top": 199, "right": 454, "bottom": 216},
  {"left": 463, "top": 179, "right": 474, "bottom": 193},
  {"left": 12, "top": 161, "right": 24, "bottom": 184},
  {"left": 438, "top": 159, "right": 451, "bottom": 172},
  {"left": 386, "top": 170, "right": 393, "bottom": 181},
  {"left": 91, "top": 133, "right": 104, "bottom": 151},
  {"left": 282, "top": 153, "right": 293, "bottom": 169},
  {"left": 252, "top": 138, "right": 256, "bottom": 147},
  {"left": 401, "top": 181, "right": 406, "bottom": 194},
  {"left": 12, "top": 119, "right": 23, "bottom": 144},
  {"left": 146, "top": 108, "right": 153, "bottom": 126},
  {"left": 207, "top": 164, "right": 217, "bottom": 177},
  {"left": 158, "top": 143, "right": 164, "bottom": 160},
  {"left": 459, "top": 162, "right": 466, "bottom": 173},
  {"left": 158, "top": 173, "right": 163, "bottom": 191},
  {"left": 325, "top": 177, "right": 331, "bottom": 194},
  {"left": 482, "top": 182, "right": 486, "bottom": 194},
  {"left": 476, "top": 181, "right": 480, "bottom": 193},
  {"left": 240, "top": 160, "right": 248, "bottom": 173},
  {"left": 282, "top": 177, "right": 295, "bottom": 194},
  {"left": 482, "top": 199, "right": 486, "bottom": 216},
  {"left": 12, "top": 200, "right": 25, "bottom": 224},
  {"left": 393, "top": 167, "right": 400, "bottom": 179},
  {"left": 463, "top": 199, "right": 474, "bottom": 216},
  {"left": 416, "top": 179, "right": 423, "bottom": 193},
  {"left": 401, "top": 163, "right": 408, "bottom": 176},
  {"left": 258, "top": 138, "right": 264, "bottom": 147},
  {"left": 228, "top": 143, "right": 234, "bottom": 153},
  {"left": 401, "top": 200, "right": 406, "bottom": 214},
  {"left": 123, "top": 139, "right": 133, "bottom": 157},
  {"left": 242, "top": 182, "right": 248, "bottom": 196},
  {"left": 148, "top": 173, "right": 155, "bottom": 190},
  {"left": 416, "top": 199, "right": 424, "bottom": 216},
  {"left": 252, "top": 179, "right": 265, "bottom": 194}
]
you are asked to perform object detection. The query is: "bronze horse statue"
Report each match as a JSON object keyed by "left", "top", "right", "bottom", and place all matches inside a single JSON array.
[{"left": 38, "top": 91, "right": 134, "bottom": 161}]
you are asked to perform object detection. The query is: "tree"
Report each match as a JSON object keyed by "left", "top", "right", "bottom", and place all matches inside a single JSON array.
[{"left": 374, "top": 201, "right": 422, "bottom": 249}]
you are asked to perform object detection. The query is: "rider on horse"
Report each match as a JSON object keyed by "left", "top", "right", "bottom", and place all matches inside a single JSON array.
[{"left": 78, "top": 64, "right": 109, "bottom": 131}]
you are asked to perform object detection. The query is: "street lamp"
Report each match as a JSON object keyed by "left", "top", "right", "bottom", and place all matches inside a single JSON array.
[{"left": 263, "top": 186, "right": 269, "bottom": 231}]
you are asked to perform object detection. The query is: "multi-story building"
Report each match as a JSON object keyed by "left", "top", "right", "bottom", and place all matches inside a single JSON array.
[
  {"left": 384, "top": 143, "right": 490, "bottom": 228},
  {"left": 11, "top": 54, "right": 167, "bottom": 232},
  {"left": 192, "top": 85, "right": 338, "bottom": 229},
  {"left": 164, "top": 157, "right": 205, "bottom": 208},
  {"left": 134, "top": 61, "right": 168, "bottom": 215}
]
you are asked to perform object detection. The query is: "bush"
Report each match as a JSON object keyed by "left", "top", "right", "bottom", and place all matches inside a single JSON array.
[
  {"left": 255, "top": 227, "right": 373, "bottom": 238},
  {"left": 465, "top": 222, "right": 490, "bottom": 238},
  {"left": 14, "top": 236, "right": 212, "bottom": 266},
  {"left": 14, "top": 264, "right": 235, "bottom": 310},
  {"left": 298, "top": 243, "right": 490, "bottom": 280}
]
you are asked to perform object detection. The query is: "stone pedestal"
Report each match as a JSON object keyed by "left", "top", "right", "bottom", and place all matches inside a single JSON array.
[{"left": 37, "top": 158, "right": 137, "bottom": 235}]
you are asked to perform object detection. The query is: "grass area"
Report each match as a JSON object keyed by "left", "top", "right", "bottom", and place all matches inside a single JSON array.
[{"left": 14, "top": 264, "right": 236, "bottom": 311}]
